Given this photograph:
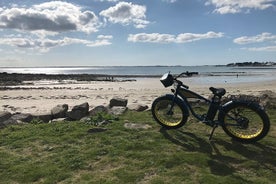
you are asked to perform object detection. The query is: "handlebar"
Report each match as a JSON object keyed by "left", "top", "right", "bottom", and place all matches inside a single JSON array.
[
  {"left": 174, "top": 71, "right": 198, "bottom": 89},
  {"left": 174, "top": 78, "right": 189, "bottom": 89},
  {"left": 175, "top": 71, "right": 198, "bottom": 78},
  {"left": 160, "top": 71, "right": 198, "bottom": 89}
]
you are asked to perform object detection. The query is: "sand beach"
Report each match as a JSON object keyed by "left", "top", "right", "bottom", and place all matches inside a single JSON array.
[{"left": 1, "top": 72, "right": 276, "bottom": 114}]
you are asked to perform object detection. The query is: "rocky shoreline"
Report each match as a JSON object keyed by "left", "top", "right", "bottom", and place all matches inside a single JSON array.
[
  {"left": 0, "top": 97, "right": 149, "bottom": 128},
  {"left": 1, "top": 91, "right": 275, "bottom": 129},
  {"left": 0, "top": 72, "right": 161, "bottom": 86}
]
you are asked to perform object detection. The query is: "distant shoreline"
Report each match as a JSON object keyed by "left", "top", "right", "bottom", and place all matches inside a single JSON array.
[
  {"left": 226, "top": 61, "right": 276, "bottom": 67},
  {"left": 0, "top": 61, "right": 275, "bottom": 68},
  {"left": 1, "top": 70, "right": 273, "bottom": 87},
  {"left": 0, "top": 72, "right": 162, "bottom": 86}
]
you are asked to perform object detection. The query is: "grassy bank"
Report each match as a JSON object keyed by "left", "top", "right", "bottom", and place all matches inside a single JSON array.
[{"left": 0, "top": 110, "right": 275, "bottom": 184}]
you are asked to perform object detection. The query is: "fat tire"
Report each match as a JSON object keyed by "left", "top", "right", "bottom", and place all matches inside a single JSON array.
[
  {"left": 151, "top": 95, "right": 188, "bottom": 129},
  {"left": 219, "top": 101, "right": 270, "bottom": 143}
]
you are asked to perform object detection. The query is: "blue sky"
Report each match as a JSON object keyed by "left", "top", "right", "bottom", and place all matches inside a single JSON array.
[{"left": 0, "top": 0, "right": 275, "bottom": 66}]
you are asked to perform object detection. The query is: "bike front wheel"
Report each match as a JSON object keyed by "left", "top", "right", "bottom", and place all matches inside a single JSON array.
[
  {"left": 151, "top": 95, "right": 188, "bottom": 129},
  {"left": 219, "top": 101, "right": 270, "bottom": 143}
]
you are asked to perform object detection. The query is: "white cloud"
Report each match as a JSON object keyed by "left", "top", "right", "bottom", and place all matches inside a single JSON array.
[
  {"left": 176, "top": 32, "right": 224, "bottom": 43},
  {"left": 0, "top": 1, "right": 100, "bottom": 36},
  {"left": 0, "top": 2, "right": 126, "bottom": 53},
  {"left": 97, "top": 35, "right": 113, "bottom": 39},
  {"left": 0, "top": 35, "right": 113, "bottom": 52},
  {"left": 97, "top": 0, "right": 119, "bottom": 2},
  {"left": 233, "top": 32, "right": 276, "bottom": 44},
  {"left": 128, "top": 33, "right": 175, "bottom": 43},
  {"left": 206, "top": 0, "right": 276, "bottom": 14},
  {"left": 234, "top": 33, "right": 276, "bottom": 52},
  {"left": 128, "top": 31, "right": 224, "bottom": 43},
  {"left": 100, "top": 2, "right": 149, "bottom": 28},
  {"left": 95, "top": 0, "right": 119, "bottom": 2},
  {"left": 162, "top": 0, "right": 178, "bottom": 3},
  {"left": 244, "top": 46, "right": 276, "bottom": 51}
]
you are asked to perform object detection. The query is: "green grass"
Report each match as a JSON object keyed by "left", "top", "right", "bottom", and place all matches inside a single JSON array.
[{"left": 0, "top": 109, "right": 275, "bottom": 184}]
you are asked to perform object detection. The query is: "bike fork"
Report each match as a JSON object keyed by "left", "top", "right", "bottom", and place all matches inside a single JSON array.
[
  {"left": 167, "top": 99, "right": 176, "bottom": 115},
  {"left": 167, "top": 94, "right": 178, "bottom": 114}
]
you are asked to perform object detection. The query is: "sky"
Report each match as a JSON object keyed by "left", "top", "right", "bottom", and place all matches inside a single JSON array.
[{"left": 0, "top": 0, "right": 275, "bottom": 67}]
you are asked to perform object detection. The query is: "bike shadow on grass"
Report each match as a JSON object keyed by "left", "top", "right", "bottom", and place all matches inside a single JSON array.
[{"left": 159, "top": 127, "right": 276, "bottom": 177}]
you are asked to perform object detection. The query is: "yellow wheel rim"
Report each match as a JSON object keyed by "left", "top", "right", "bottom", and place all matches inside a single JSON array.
[
  {"left": 224, "top": 106, "right": 263, "bottom": 139},
  {"left": 154, "top": 100, "right": 183, "bottom": 127}
]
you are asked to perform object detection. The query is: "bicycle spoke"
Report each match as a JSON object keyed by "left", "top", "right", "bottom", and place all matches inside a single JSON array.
[{"left": 224, "top": 106, "right": 264, "bottom": 139}]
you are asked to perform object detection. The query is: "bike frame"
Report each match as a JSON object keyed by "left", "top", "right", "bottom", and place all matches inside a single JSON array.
[{"left": 173, "top": 84, "right": 221, "bottom": 124}]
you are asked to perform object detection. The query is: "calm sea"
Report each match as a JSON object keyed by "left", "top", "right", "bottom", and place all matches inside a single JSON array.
[{"left": 1, "top": 65, "right": 275, "bottom": 84}]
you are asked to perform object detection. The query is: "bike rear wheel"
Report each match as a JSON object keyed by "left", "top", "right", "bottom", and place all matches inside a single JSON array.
[
  {"left": 152, "top": 95, "right": 188, "bottom": 129},
  {"left": 219, "top": 101, "right": 270, "bottom": 143}
]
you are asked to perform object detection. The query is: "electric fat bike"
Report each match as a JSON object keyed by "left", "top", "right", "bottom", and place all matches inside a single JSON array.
[{"left": 151, "top": 72, "right": 270, "bottom": 143}]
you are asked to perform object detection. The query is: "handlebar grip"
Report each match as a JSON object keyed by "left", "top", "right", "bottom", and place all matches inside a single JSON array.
[
  {"left": 177, "top": 80, "right": 189, "bottom": 89},
  {"left": 185, "top": 71, "right": 198, "bottom": 77},
  {"left": 176, "top": 71, "right": 198, "bottom": 78},
  {"left": 183, "top": 84, "right": 189, "bottom": 89}
]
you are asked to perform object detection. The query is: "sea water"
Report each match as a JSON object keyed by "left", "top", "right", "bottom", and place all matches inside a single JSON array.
[{"left": 0, "top": 65, "right": 275, "bottom": 84}]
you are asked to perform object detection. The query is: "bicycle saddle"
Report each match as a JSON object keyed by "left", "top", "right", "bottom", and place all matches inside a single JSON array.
[{"left": 209, "top": 87, "right": 226, "bottom": 97}]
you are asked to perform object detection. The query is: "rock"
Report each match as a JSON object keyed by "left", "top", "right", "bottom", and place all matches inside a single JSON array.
[
  {"left": 95, "top": 120, "right": 112, "bottom": 126},
  {"left": 1, "top": 118, "right": 21, "bottom": 127},
  {"left": 109, "top": 98, "right": 128, "bottom": 108},
  {"left": 128, "top": 104, "right": 148, "bottom": 112},
  {"left": 124, "top": 121, "right": 152, "bottom": 130},
  {"left": 32, "top": 113, "right": 52, "bottom": 123},
  {"left": 89, "top": 105, "right": 108, "bottom": 116},
  {"left": 259, "top": 90, "right": 276, "bottom": 109},
  {"left": 51, "top": 118, "right": 67, "bottom": 122},
  {"left": 0, "top": 111, "right": 12, "bottom": 122},
  {"left": 72, "top": 102, "right": 89, "bottom": 112},
  {"left": 223, "top": 91, "right": 276, "bottom": 109},
  {"left": 80, "top": 116, "right": 91, "bottom": 123},
  {"left": 67, "top": 110, "right": 86, "bottom": 121},
  {"left": 67, "top": 102, "right": 89, "bottom": 120},
  {"left": 0, "top": 122, "right": 4, "bottom": 128},
  {"left": 109, "top": 106, "right": 127, "bottom": 115},
  {"left": 51, "top": 104, "right": 68, "bottom": 119},
  {"left": 11, "top": 113, "right": 33, "bottom": 123},
  {"left": 223, "top": 94, "right": 260, "bottom": 104}
]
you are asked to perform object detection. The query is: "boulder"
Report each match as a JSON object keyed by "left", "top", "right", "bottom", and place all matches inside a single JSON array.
[
  {"left": 11, "top": 113, "right": 33, "bottom": 123},
  {"left": 109, "top": 98, "right": 128, "bottom": 108},
  {"left": 0, "top": 111, "right": 12, "bottom": 122},
  {"left": 128, "top": 104, "right": 148, "bottom": 112},
  {"left": 1, "top": 118, "right": 20, "bottom": 127},
  {"left": 109, "top": 106, "right": 127, "bottom": 115},
  {"left": 259, "top": 90, "right": 276, "bottom": 109},
  {"left": 67, "top": 102, "right": 89, "bottom": 120},
  {"left": 223, "top": 91, "right": 276, "bottom": 109},
  {"left": 51, "top": 104, "right": 68, "bottom": 119},
  {"left": 89, "top": 105, "right": 108, "bottom": 116},
  {"left": 67, "top": 111, "right": 85, "bottom": 121},
  {"left": 72, "top": 102, "right": 89, "bottom": 112},
  {"left": 32, "top": 112, "right": 52, "bottom": 123}
]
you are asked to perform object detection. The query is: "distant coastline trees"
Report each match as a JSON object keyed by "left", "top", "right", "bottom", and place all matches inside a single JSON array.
[{"left": 227, "top": 62, "right": 276, "bottom": 67}]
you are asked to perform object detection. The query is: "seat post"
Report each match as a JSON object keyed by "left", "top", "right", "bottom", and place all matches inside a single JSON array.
[{"left": 205, "top": 94, "right": 221, "bottom": 121}]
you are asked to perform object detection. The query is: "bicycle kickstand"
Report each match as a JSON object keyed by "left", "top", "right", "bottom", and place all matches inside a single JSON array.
[{"left": 209, "top": 124, "right": 218, "bottom": 141}]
